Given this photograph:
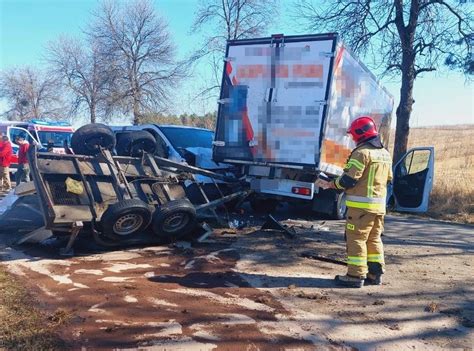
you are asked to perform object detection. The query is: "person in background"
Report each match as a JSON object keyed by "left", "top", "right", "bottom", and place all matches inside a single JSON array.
[
  {"left": 15, "top": 136, "right": 30, "bottom": 185},
  {"left": 0, "top": 134, "right": 13, "bottom": 191},
  {"left": 47, "top": 139, "right": 54, "bottom": 152}
]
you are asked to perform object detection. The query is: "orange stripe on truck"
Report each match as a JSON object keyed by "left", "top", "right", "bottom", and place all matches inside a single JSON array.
[
  {"left": 321, "top": 139, "right": 352, "bottom": 167},
  {"left": 293, "top": 64, "right": 323, "bottom": 78}
]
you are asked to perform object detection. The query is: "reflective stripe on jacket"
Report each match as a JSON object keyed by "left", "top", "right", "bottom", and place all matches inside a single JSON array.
[{"left": 334, "top": 141, "right": 392, "bottom": 214}]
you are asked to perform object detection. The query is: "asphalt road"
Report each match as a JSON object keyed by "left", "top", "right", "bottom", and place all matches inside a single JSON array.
[{"left": 0, "top": 196, "right": 472, "bottom": 350}]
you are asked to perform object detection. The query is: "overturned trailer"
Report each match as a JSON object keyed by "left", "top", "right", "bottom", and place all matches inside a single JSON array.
[{"left": 26, "top": 124, "right": 248, "bottom": 253}]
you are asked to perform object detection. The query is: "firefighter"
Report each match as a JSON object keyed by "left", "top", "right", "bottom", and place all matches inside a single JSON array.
[{"left": 316, "top": 116, "right": 392, "bottom": 288}]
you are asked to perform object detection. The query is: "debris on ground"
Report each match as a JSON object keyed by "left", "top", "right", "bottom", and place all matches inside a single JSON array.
[
  {"left": 261, "top": 214, "right": 296, "bottom": 238},
  {"left": 373, "top": 300, "right": 386, "bottom": 306},
  {"left": 296, "top": 291, "right": 330, "bottom": 301},
  {"left": 425, "top": 302, "right": 439, "bottom": 313}
]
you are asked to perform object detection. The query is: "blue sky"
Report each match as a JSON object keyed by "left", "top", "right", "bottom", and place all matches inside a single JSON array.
[{"left": 0, "top": 0, "right": 472, "bottom": 127}]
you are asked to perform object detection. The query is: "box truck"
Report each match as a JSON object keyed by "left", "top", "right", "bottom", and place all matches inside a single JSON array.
[{"left": 213, "top": 33, "right": 434, "bottom": 217}]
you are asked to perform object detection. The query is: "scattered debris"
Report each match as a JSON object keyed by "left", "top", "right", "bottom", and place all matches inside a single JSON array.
[
  {"left": 386, "top": 323, "right": 401, "bottom": 331},
  {"left": 255, "top": 296, "right": 272, "bottom": 304},
  {"left": 296, "top": 291, "right": 330, "bottom": 301},
  {"left": 228, "top": 219, "right": 247, "bottom": 229},
  {"left": 373, "top": 300, "right": 385, "bottom": 306},
  {"left": 261, "top": 214, "right": 296, "bottom": 238},
  {"left": 425, "top": 302, "right": 439, "bottom": 313},
  {"left": 301, "top": 251, "right": 347, "bottom": 266}
]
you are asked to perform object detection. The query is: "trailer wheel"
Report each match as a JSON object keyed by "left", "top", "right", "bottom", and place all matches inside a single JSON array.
[
  {"left": 250, "top": 198, "right": 278, "bottom": 214},
  {"left": 152, "top": 199, "right": 197, "bottom": 242},
  {"left": 71, "top": 123, "right": 116, "bottom": 156},
  {"left": 101, "top": 199, "right": 152, "bottom": 240},
  {"left": 116, "top": 130, "right": 157, "bottom": 157},
  {"left": 331, "top": 192, "right": 347, "bottom": 220}
]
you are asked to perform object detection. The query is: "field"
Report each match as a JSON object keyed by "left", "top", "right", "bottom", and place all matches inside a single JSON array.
[{"left": 390, "top": 125, "right": 474, "bottom": 224}]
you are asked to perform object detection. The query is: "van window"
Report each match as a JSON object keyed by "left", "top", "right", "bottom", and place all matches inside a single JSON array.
[
  {"left": 160, "top": 127, "right": 213, "bottom": 150},
  {"left": 8, "top": 128, "right": 29, "bottom": 144},
  {"left": 37, "top": 131, "right": 73, "bottom": 148},
  {"left": 144, "top": 129, "right": 168, "bottom": 157}
]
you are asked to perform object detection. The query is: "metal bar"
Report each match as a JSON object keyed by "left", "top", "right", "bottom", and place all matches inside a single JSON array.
[
  {"left": 100, "top": 150, "right": 127, "bottom": 201},
  {"left": 153, "top": 156, "right": 239, "bottom": 183},
  {"left": 27, "top": 146, "right": 56, "bottom": 228},
  {"left": 194, "top": 190, "right": 250, "bottom": 211},
  {"left": 70, "top": 156, "right": 98, "bottom": 219},
  {"left": 145, "top": 153, "right": 163, "bottom": 177},
  {"left": 301, "top": 251, "right": 347, "bottom": 266},
  {"left": 59, "top": 221, "right": 83, "bottom": 256}
]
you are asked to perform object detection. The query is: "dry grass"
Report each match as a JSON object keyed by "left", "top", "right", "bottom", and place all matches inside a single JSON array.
[
  {"left": 390, "top": 125, "right": 474, "bottom": 224},
  {"left": 0, "top": 266, "right": 65, "bottom": 350}
]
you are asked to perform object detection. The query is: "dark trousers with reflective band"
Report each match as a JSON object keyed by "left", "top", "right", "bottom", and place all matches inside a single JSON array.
[{"left": 345, "top": 208, "right": 385, "bottom": 278}]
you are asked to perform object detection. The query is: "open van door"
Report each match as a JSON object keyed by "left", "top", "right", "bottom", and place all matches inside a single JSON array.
[
  {"left": 391, "top": 147, "right": 434, "bottom": 213},
  {"left": 7, "top": 126, "right": 40, "bottom": 146}
]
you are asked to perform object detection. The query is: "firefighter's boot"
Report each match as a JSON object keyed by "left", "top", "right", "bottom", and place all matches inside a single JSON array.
[
  {"left": 365, "top": 262, "right": 384, "bottom": 285},
  {"left": 334, "top": 274, "right": 364, "bottom": 288},
  {"left": 364, "top": 273, "right": 382, "bottom": 286}
]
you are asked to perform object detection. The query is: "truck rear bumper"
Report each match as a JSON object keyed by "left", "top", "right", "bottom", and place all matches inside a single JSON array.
[{"left": 249, "top": 178, "right": 314, "bottom": 200}]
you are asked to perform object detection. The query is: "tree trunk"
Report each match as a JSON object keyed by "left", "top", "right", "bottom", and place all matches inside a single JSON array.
[
  {"left": 133, "top": 98, "right": 140, "bottom": 125},
  {"left": 90, "top": 104, "right": 96, "bottom": 124},
  {"left": 393, "top": 56, "right": 415, "bottom": 164}
]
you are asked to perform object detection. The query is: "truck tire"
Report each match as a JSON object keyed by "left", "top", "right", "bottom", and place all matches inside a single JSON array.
[
  {"left": 100, "top": 199, "right": 152, "bottom": 240},
  {"left": 116, "top": 130, "right": 157, "bottom": 157},
  {"left": 250, "top": 198, "right": 278, "bottom": 214},
  {"left": 331, "top": 192, "right": 347, "bottom": 220},
  {"left": 151, "top": 199, "right": 197, "bottom": 242},
  {"left": 71, "top": 123, "right": 116, "bottom": 156}
]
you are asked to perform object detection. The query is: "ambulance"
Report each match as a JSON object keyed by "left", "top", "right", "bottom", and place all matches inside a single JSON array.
[{"left": 0, "top": 119, "right": 74, "bottom": 171}]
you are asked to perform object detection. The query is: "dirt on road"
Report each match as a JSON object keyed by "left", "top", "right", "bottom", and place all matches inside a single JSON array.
[{"left": 0, "top": 214, "right": 473, "bottom": 350}]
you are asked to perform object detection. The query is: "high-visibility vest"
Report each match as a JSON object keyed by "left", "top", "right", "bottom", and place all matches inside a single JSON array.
[{"left": 335, "top": 143, "right": 392, "bottom": 214}]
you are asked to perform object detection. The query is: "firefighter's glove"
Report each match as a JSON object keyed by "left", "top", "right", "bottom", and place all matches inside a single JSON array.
[{"left": 315, "top": 179, "right": 334, "bottom": 190}]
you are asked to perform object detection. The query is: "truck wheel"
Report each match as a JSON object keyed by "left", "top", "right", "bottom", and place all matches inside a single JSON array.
[
  {"left": 71, "top": 123, "right": 116, "bottom": 156},
  {"left": 152, "top": 199, "right": 197, "bottom": 242},
  {"left": 116, "top": 130, "right": 156, "bottom": 157},
  {"left": 250, "top": 198, "right": 278, "bottom": 214},
  {"left": 101, "top": 199, "right": 152, "bottom": 240},
  {"left": 331, "top": 193, "right": 347, "bottom": 220}
]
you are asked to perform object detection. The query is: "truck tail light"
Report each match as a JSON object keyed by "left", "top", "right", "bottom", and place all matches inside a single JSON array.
[{"left": 292, "top": 187, "right": 312, "bottom": 196}]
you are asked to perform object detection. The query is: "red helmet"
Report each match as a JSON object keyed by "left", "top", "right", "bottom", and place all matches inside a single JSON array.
[{"left": 347, "top": 116, "right": 378, "bottom": 143}]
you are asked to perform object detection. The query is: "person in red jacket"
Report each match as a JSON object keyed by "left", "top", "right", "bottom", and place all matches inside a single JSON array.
[
  {"left": 0, "top": 135, "right": 13, "bottom": 191},
  {"left": 15, "top": 136, "right": 30, "bottom": 184}
]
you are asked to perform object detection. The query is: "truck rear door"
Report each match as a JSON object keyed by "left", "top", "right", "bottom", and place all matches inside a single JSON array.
[{"left": 214, "top": 34, "right": 336, "bottom": 168}]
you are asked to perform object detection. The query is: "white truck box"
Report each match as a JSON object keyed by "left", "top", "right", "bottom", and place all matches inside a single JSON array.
[{"left": 212, "top": 33, "right": 394, "bottom": 217}]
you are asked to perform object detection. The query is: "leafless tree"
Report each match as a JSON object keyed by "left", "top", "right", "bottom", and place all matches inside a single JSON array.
[
  {"left": 191, "top": 0, "right": 279, "bottom": 97},
  {"left": 88, "top": 0, "right": 182, "bottom": 125},
  {"left": 0, "top": 66, "right": 65, "bottom": 121},
  {"left": 297, "top": 0, "right": 473, "bottom": 162},
  {"left": 47, "top": 36, "right": 116, "bottom": 123}
]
